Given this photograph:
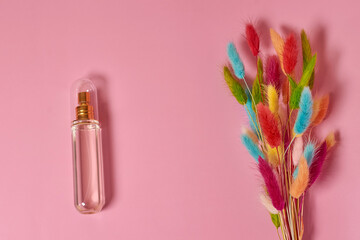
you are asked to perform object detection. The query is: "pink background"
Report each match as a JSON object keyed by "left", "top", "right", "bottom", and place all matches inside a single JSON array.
[{"left": 0, "top": 0, "right": 358, "bottom": 239}]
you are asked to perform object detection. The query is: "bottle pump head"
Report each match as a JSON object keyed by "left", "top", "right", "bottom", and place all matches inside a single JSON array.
[
  {"left": 71, "top": 78, "right": 99, "bottom": 122},
  {"left": 76, "top": 92, "right": 94, "bottom": 120}
]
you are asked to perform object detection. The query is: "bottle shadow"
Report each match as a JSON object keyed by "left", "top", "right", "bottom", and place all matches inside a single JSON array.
[{"left": 90, "top": 73, "right": 117, "bottom": 209}]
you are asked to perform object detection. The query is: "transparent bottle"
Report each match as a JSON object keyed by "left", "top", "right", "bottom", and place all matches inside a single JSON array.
[{"left": 71, "top": 79, "right": 105, "bottom": 214}]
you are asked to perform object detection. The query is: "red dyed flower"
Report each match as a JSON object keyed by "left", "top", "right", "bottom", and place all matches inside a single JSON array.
[
  {"left": 246, "top": 24, "right": 260, "bottom": 56},
  {"left": 283, "top": 33, "right": 298, "bottom": 74},
  {"left": 257, "top": 103, "right": 281, "bottom": 148},
  {"left": 265, "top": 55, "right": 281, "bottom": 90}
]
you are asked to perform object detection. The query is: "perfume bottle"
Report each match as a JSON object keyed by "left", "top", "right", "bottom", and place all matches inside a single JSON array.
[{"left": 71, "top": 79, "right": 105, "bottom": 214}]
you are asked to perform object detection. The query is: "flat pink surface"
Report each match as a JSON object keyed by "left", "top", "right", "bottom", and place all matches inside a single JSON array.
[{"left": 0, "top": 0, "right": 358, "bottom": 239}]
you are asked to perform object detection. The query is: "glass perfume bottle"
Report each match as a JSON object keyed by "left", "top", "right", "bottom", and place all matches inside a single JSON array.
[{"left": 71, "top": 79, "right": 105, "bottom": 214}]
